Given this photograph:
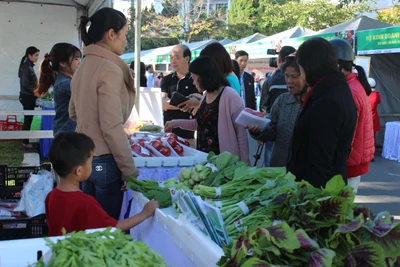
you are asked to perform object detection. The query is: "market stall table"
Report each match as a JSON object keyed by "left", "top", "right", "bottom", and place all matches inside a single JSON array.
[
  {"left": 129, "top": 191, "right": 224, "bottom": 267},
  {"left": 0, "top": 228, "right": 111, "bottom": 267},
  {"left": 382, "top": 121, "right": 400, "bottom": 162}
]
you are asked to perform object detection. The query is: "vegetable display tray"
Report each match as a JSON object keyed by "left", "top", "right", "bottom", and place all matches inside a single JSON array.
[{"left": 133, "top": 145, "right": 208, "bottom": 167}]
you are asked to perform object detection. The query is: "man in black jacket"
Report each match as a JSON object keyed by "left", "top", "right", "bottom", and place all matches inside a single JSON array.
[
  {"left": 161, "top": 44, "right": 199, "bottom": 147},
  {"left": 235, "top": 51, "right": 256, "bottom": 110},
  {"left": 259, "top": 46, "right": 296, "bottom": 114}
]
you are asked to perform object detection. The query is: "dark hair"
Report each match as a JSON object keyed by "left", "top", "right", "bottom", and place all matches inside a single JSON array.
[
  {"left": 18, "top": 46, "right": 40, "bottom": 78},
  {"left": 79, "top": 7, "right": 127, "bottom": 46},
  {"left": 280, "top": 57, "right": 300, "bottom": 73},
  {"left": 157, "top": 72, "right": 164, "bottom": 79},
  {"left": 297, "top": 38, "right": 339, "bottom": 87},
  {"left": 232, "top": 60, "right": 240, "bottom": 78},
  {"left": 278, "top": 46, "right": 296, "bottom": 62},
  {"left": 130, "top": 61, "right": 147, "bottom": 87},
  {"left": 200, "top": 42, "right": 233, "bottom": 75},
  {"left": 35, "top": 43, "right": 81, "bottom": 97},
  {"left": 49, "top": 132, "right": 95, "bottom": 178},
  {"left": 338, "top": 60, "right": 372, "bottom": 96},
  {"left": 146, "top": 65, "right": 153, "bottom": 71},
  {"left": 235, "top": 50, "right": 249, "bottom": 59},
  {"left": 189, "top": 56, "right": 229, "bottom": 92}
]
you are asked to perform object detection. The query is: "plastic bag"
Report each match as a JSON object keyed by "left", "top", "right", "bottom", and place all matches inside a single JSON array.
[
  {"left": 124, "top": 107, "right": 141, "bottom": 134},
  {"left": 14, "top": 170, "right": 54, "bottom": 217}
]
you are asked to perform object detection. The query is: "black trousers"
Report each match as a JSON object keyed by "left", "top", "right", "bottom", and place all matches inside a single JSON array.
[{"left": 19, "top": 94, "right": 37, "bottom": 144}]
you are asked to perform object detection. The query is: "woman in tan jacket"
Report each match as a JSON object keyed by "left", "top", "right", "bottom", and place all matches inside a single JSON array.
[{"left": 69, "top": 7, "right": 137, "bottom": 220}]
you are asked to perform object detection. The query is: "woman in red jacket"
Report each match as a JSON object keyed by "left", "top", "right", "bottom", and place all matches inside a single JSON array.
[
  {"left": 368, "top": 77, "right": 381, "bottom": 162},
  {"left": 330, "top": 39, "right": 375, "bottom": 194}
]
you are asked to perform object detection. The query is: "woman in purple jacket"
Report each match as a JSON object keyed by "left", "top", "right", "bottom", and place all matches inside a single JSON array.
[{"left": 164, "top": 56, "right": 249, "bottom": 164}]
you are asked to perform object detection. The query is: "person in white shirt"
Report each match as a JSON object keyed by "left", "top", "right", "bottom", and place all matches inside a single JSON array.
[{"left": 145, "top": 65, "right": 155, "bottom": 88}]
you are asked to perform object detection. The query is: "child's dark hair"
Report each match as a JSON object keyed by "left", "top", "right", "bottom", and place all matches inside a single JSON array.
[
  {"left": 49, "top": 132, "right": 95, "bottom": 177},
  {"left": 35, "top": 43, "right": 81, "bottom": 97},
  {"left": 18, "top": 46, "right": 40, "bottom": 78},
  {"left": 79, "top": 7, "right": 127, "bottom": 47}
]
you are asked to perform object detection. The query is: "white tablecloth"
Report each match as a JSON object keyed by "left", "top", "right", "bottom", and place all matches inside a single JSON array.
[
  {"left": 382, "top": 121, "right": 400, "bottom": 162},
  {"left": 129, "top": 192, "right": 224, "bottom": 267}
]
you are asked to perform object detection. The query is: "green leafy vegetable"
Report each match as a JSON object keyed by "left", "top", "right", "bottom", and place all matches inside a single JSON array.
[{"left": 28, "top": 228, "right": 166, "bottom": 267}]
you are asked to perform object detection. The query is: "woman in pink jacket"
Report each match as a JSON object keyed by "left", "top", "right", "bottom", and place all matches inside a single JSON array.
[
  {"left": 164, "top": 56, "right": 249, "bottom": 164},
  {"left": 330, "top": 39, "right": 375, "bottom": 194}
]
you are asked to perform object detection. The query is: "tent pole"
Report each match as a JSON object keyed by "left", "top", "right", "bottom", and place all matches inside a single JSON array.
[{"left": 134, "top": 0, "right": 142, "bottom": 114}]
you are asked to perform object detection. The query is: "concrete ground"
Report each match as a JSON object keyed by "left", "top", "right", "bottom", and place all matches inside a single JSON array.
[{"left": 355, "top": 156, "right": 400, "bottom": 220}]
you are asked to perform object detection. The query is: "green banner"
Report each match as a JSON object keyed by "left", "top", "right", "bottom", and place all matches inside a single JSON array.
[{"left": 357, "top": 26, "right": 400, "bottom": 55}]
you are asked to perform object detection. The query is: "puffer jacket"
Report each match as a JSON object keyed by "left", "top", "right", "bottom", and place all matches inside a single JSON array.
[{"left": 346, "top": 73, "right": 375, "bottom": 178}]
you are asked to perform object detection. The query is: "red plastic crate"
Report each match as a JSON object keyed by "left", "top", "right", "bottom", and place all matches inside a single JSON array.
[{"left": 0, "top": 115, "right": 23, "bottom": 131}]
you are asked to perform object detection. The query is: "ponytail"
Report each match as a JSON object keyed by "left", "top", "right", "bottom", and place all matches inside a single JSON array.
[
  {"left": 18, "top": 55, "right": 27, "bottom": 78},
  {"left": 79, "top": 16, "right": 92, "bottom": 47},
  {"left": 79, "top": 8, "right": 127, "bottom": 47},
  {"left": 354, "top": 64, "right": 372, "bottom": 96},
  {"left": 35, "top": 54, "right": 55, "bottom": 97}
]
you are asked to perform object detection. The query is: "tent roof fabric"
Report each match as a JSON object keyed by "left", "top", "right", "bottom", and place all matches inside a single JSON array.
[
  {"left": 316, "top": 16, "right": 392, "bottom": 34},
  {"left": 219, "top": 38, "right": 234, "bottom": 45},
  {"left": 228, "top": 33, "right": 268, "bottom": 46},
  {"left": 257, "top": 26, "right": 315, "bottom": 43},
  {"left": 122, "top": 39, "right": 219, "bottom": 61}
]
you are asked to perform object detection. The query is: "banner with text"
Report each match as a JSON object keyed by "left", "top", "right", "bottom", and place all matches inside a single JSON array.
[{"left": 357, "top": 26, "right": 400, "bottom": 55}]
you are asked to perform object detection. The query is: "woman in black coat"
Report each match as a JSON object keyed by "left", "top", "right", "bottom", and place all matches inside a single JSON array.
[{"left": 288, "top": 38, "right": 357, "bottom": 188}]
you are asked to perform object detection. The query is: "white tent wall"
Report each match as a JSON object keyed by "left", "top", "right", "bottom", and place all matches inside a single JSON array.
[{"left": 0, "top": 0, "right": 110, "bottom": 118}]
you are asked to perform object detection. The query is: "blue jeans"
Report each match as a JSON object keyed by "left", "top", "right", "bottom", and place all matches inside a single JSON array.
[
  {"left": 82, "top": 154, "right": 123, "bottom": 220},
  {"left": 263, "top": 141, "right": 274, "bottom": 167}
]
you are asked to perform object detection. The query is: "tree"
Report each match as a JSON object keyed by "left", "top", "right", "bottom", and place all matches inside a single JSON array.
[
  {"left": 124, "top": 5, "right": 179, "bottom": 53},
  {"left": 226, "top": 0, "right": 370, "bottom": 38},
  {"left": 377, "top": 4, "right": 400, "bottom": 25},
  {"left": 140, "top": 0, "right": 227, "bottom": 43}
]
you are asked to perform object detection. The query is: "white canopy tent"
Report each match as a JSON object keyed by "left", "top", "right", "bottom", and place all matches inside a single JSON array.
[{"left": 0, "top": 0, "right": 113, "bottom": 112}]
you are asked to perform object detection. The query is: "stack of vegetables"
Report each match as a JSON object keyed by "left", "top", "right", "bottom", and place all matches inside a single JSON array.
[
  {"left": 217, "top": 176, "right": 400, "bottom": 266},
  {"left": 29, "top": 228, "right": 167, "bottom": 267}
]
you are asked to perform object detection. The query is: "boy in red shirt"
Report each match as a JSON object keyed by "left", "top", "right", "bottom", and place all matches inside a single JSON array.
[{"left": 45, "top": 132, "right": 158, "bottom": 236}]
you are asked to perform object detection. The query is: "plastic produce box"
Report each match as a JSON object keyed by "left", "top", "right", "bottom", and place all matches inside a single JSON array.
[
  {"left": 130, "top": 133, "right": 208, "bottom": 167},
  {"left": 133, "top": 144, "right": 208, "bottom": 167}
]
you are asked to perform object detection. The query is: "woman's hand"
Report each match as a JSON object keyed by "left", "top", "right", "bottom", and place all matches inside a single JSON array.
[
  {"left": 164, "top": 121, "right": 173, "bottom": 132},
  {"left": 245, "top": 125, "right": 261, "bottom": 135},
  {"left": 178, "top": 99, "right": 199, "bottom": 113}
]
